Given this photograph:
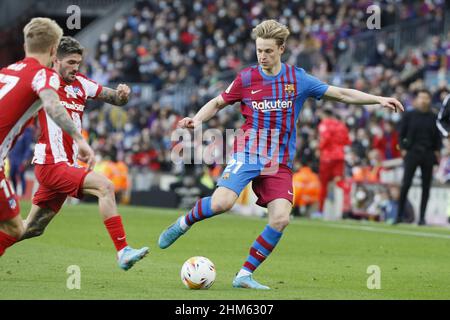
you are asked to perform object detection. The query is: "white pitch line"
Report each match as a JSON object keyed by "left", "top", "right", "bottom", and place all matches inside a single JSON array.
[{"left": 301, "top": 221, "right": 450, "bottom": 240}]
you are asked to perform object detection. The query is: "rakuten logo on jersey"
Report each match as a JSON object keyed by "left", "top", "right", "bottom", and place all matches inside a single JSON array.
[
  {"left": 251, "top": 100, "right": 292, "bottom": 112},
  {"left": 61, "top": 101, "right": 85, "bottom": 112}
]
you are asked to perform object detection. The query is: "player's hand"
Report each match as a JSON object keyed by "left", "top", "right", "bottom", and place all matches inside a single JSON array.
[
  {"left": 178, "top": 117, "right": 199, "bottom": 129},
  {"left": 379, "top": 97, "right": 404, "bottom": 113},
  {"left": 76, "top": 139, "right": 96, "bottom": 171},
  {"left": 117, "top": 84, "right": 131, "bottom": 102}
]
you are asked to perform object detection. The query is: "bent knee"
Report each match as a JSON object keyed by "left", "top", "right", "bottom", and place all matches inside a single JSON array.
[
  {"left": 211, "top": 198, "right": 235, "bottom": 213},
  {"left": 271, "top": 217, "right": 290, "bottom": 231},
  {"left": 98, "top": 179, "right": 115, "bottom": 198}
]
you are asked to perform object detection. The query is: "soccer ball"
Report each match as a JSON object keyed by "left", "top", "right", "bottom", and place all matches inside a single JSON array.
[{"left": 180, "top": 256, "right": 216, "bottom": 290}]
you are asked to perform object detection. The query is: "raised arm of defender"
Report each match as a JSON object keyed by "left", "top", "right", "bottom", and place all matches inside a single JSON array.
[
  {"left": 96, "top": 84, "right": 131, "bottom": 106},
  {"left": 39, "top": 88, "right": 95, "bottom": 169},
  {"left": 323, "top": 85, "right": 404, "bottom": 112},
  {"left": 178, "top": 95, "right": 228, "bottom": 129}
]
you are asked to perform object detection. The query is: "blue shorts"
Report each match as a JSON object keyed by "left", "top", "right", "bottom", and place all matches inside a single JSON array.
[
  {"left": 217, "top": 155, "right": 293, "bottom": 207},
  {"left": 217, "top": 159, "right": 263, "bottom": 196}
]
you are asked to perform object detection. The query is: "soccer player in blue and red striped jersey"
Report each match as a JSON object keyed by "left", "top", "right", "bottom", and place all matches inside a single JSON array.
[{"left": 159, "top": 20, "right": 404, "bottom": 289}]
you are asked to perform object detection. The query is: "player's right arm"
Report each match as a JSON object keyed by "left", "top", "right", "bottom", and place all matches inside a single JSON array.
[
  {"left": 38, "top": 88, "right": 95, "bottom": 169},
  {"left": 96, "top": 84, "right": 130, "bottom": 106},
  {"left": 178, "top": 95, "right": 228, "bottom": 129},
  {"left": 179, "top": 74, "right": 242, "bottom": 129}
]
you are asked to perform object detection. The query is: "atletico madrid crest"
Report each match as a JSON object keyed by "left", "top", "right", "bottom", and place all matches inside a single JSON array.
[
  {"left": 284, "top": 84, "right": 295, "bottom": 95},
  {"left": 9, "top": 199, "right": 17, "bottom": 210}
]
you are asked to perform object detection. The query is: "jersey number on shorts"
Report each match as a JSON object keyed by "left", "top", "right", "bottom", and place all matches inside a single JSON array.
[
  {"left": 0, "top": 179, "right": 14, "bottom": 198},
  {"left": 224, "top": 158, "right": 244, "bottom": 174},
  {"left": 0, "top": 74, "right": 20, "bottom": 100}
]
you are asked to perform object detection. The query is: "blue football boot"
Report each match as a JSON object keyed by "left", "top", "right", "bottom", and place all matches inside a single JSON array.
[
  {"left": 232, "top": 274, "right": 270, "bottom": 290},
  {"left": 117, "top": 246, "right": 149, "bottom": 271},
  {"left": 158, "top": 217, "right": 187, "bottom": 249}
]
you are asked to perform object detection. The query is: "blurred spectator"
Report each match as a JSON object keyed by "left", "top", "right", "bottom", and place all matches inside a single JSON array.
[
  {"left": 170, "top": 166, "right": 212, "bottom": 209},
  {"left": 8, "top": 126, "right": 34, "bottom": 196},
  {"left": 352, "top": 149, "right": 383, "bottom": 183},
  {"left": 317, "top": 108, "right": 351, "bottom": 217},
  {"left": 380, "top": 185, "right": 415, "bottom": 224},
  {"left": 371, "top": 121, "right": 401, "bottom": 160},
  {"left": 350, "top": 184, "right": 374, "bottom": 219},
  {"left": 199, "top": 165, "right": 220, "bottom": 191},
  {"left": 95, "top": 151, "right": 130, "bottom": 204},
  {"left": 292, "top": 160, "right": 321, "bottom": 218},
  {"left": 397, "top": 89, "right": 442, "bottom": 225}
]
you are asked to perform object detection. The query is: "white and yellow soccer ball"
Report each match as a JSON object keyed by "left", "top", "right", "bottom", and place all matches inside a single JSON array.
[{"left": 181, "top": 256, "right": 216, "bottom": 289}]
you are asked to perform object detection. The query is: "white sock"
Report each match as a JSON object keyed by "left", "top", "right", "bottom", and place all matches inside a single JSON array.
[
  {"left": 117, "top": 247, "right": 125, "bottom": 258},
  {"left": 237, "top": 269, "right": 252, "bottom": 278},
  {"left": 179, "top": 216, "right": 190, "bottom": 231}
]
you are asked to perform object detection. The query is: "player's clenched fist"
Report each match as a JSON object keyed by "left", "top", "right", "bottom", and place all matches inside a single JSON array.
[
  {"left": 178, "top": 117, "right": 199, "bottom": 129},
  {"left": 117, "top": 84, "right": 131, "bottom": 103}
]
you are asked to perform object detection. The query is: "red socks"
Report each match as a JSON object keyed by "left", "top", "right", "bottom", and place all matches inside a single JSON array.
[
  {"left": 0, "top": 231, "right": 17, "bottom": 256},
  {"left": 103, "top": 215, "right": 128, "bottom": 251},
  {"left": 1, "top": 217, "right": 128, "bottom": 256}
]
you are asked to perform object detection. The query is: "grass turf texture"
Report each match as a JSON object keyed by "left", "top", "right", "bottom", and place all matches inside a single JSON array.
[{"left": 1, "top": 201, "right": 450, "bottom": 299}]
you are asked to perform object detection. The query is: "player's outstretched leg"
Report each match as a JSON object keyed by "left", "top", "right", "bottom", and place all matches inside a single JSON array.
[
  {"left": 232, "top": 224, "right": 282, "bottom": 290},
  {"left": 0, "top": 174, "right": 22, "bottom": 257},
  {"left": 159, "top": 187, "right": 238, "bottom": 249},
  {"left": 158, "top": 196, "right": 214, "bottom": 249},
  {"left": 104, "top": 215, "right": 149, "bottom": 271},
  {"left": 233, "top": 199, "right": 291, "bottom": 290},
  {"left": 83, "top": 171, "right": 149, "bottom": 270}
]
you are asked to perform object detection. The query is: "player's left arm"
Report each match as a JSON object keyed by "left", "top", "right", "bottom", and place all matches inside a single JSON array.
[
  {"left": 323, "top": 85, "right": 404, "bottom": 112},
  {"left": 96, "top": 84, "right": 130, "bottom": 106}
]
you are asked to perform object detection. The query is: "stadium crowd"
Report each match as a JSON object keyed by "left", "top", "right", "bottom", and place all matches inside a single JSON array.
[
  {"left": 4, "top": 0, "right": 450, "bottom": 220},
  {"left": 77, "top": 0, "right": 449, "bottom": 177}
]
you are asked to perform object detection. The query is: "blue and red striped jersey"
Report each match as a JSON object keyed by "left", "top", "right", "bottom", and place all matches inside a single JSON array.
[{"left": 221, "top": 63, "right": 329, "bottom": 168}]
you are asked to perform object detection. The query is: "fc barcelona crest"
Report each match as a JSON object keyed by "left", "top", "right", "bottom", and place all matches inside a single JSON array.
[{"left": 284, "top": 84, "right": 295, "bottom": 95}]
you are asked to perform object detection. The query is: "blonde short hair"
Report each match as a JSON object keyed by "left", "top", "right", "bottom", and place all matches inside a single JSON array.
[
  {"left": 252, "top": 20, "right": 290, "bottom": 47},
  {"left": 23, "top": 17, "right": 63, "bottom": 54}
]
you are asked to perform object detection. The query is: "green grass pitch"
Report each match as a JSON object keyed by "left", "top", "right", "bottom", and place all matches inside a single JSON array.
[{"left": 1, "top": 201, "right": 450, "bottom": 299}]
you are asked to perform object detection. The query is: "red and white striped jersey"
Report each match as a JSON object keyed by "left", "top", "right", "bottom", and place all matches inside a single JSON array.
[
  {"left": 32, "top": 73, "right": 102, "bottom": 165},
  {"left": 0, "top": 57, "right": 60, "bottom": 168}
]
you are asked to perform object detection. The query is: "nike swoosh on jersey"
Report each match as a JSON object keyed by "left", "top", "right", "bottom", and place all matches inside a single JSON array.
[{"left": 251, "top": 89, "right": 262, "bottom": 94}]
